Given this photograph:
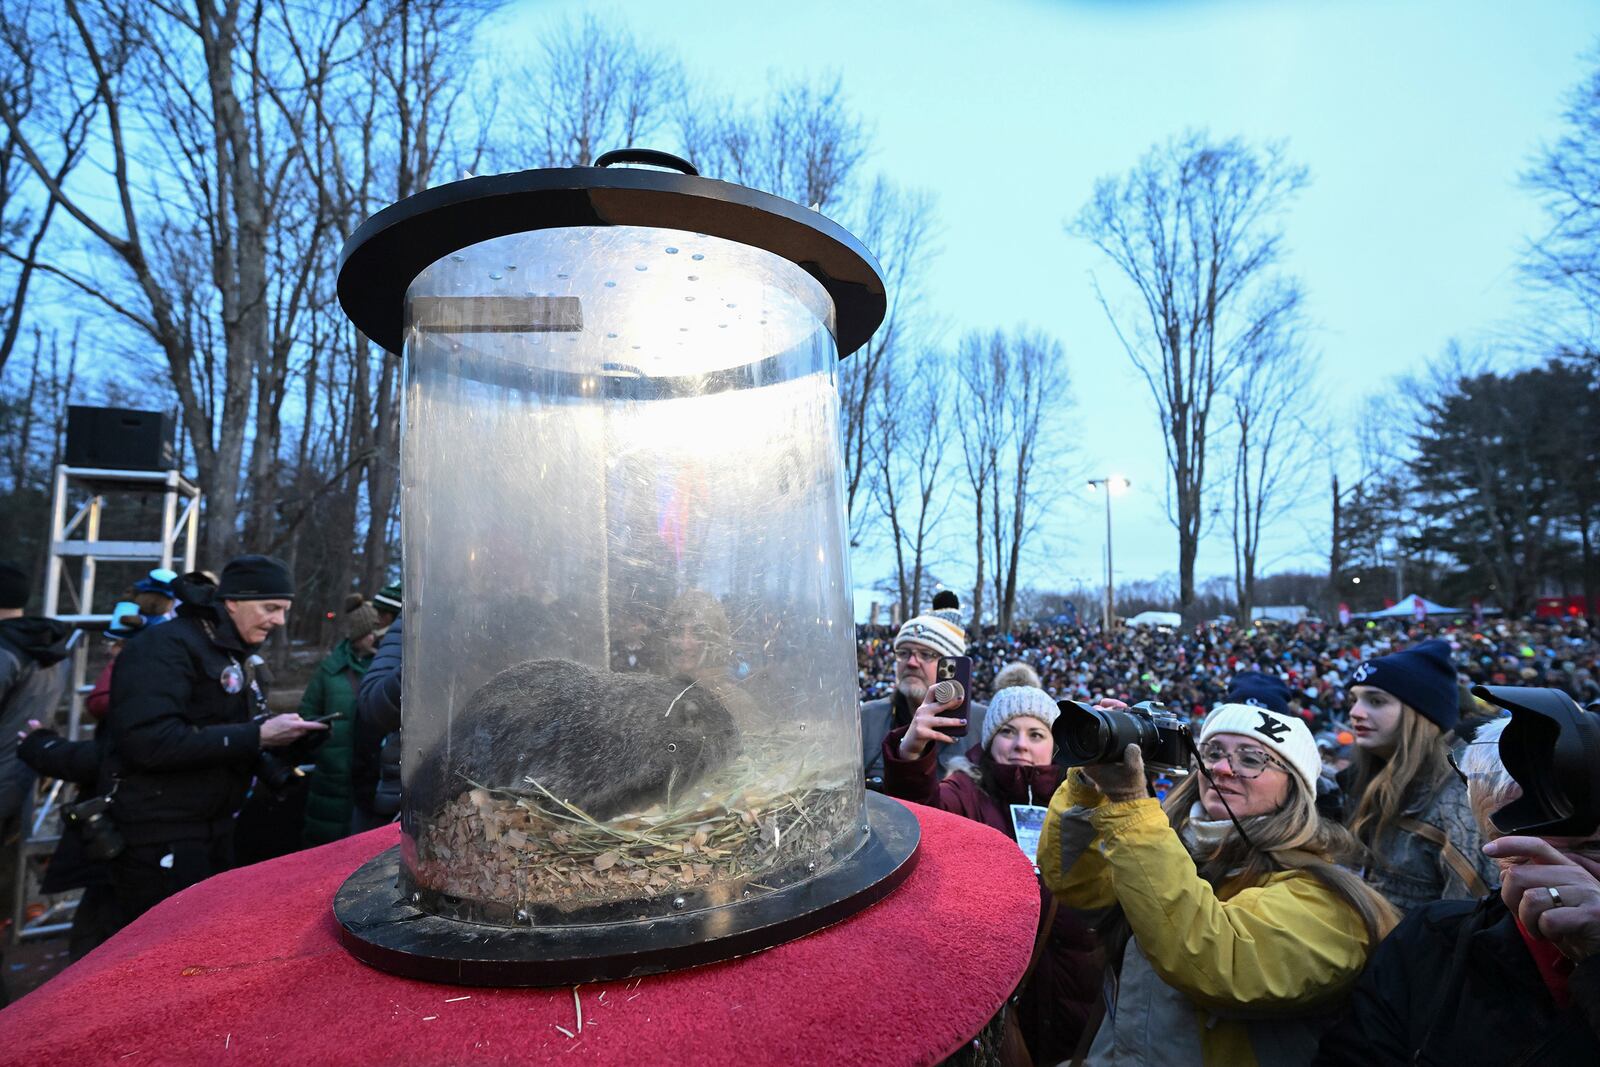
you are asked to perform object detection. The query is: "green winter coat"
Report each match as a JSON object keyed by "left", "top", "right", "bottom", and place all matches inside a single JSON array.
[{"left": 300, "top": 640, "right": 373, "bottom": 846}]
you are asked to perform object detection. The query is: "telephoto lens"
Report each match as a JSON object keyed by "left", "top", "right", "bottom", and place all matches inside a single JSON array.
[{"left": 1053, "top": 700, "right": 1192, "bottom": 774}]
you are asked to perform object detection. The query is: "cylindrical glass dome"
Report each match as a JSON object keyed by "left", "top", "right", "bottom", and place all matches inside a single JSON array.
[{"left": 397, "top": 225, "right": 866, "bottom": 926}]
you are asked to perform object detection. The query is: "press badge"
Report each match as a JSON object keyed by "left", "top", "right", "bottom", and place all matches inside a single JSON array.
[
  {"left": 1010, "top": 804, "right": 1048, "bottom": 870},
  {"left": 220, "top": 662, "right": 245, "bottom": 694}
]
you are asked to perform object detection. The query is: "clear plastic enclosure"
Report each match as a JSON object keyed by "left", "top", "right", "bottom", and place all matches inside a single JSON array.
[{"left": 398, "top": 226, "right": 867, "bottom": 925}]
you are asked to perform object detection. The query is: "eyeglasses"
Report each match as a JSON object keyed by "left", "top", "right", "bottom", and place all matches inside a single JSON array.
[
  {"left": 1197, "top": 744, "right": 1286, "bottom": 779},
  {"left": 893, "top": 647, "right": 937, "bottom": 665},
  {"left": 1445, "top": 740, "right": 1500, "bottom": 786}
]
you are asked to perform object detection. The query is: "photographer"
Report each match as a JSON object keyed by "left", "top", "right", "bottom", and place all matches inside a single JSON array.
[
  {"left": 100, "top": 555, "right": 327, "bottom": 929},
  {"left": 1316, "top": 694, "right": 1600, "bottom": 1064},
  {"left": 883, "top": 684, "right": 1097, "bottom": 1064},
  {"left": 1341, "top": 640, "right": 1496, "bottom": 913},
  {"left": 1040, "top": 703, "right": 1398, "bottom": 1065}
]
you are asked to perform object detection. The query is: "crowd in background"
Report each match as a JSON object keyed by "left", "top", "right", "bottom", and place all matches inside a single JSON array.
[{"left": 859, "top": 615, "right": 1600, "bottom": 729}]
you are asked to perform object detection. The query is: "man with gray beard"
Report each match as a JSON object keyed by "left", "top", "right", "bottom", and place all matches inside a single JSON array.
[{"left": 861, "top": 598, "right": 986, "bottom": 789}]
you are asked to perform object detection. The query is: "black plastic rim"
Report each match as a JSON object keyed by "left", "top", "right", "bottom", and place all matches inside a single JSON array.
[
  {"left": 333, "top": 790, "right": 920, "bottom": 986},
  {"left": 336, "top": 161, "right": 886, "bottom": 359}
]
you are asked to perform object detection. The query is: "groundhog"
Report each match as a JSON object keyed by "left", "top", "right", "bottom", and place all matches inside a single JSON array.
[{"left": 408, "top": 658, "right": 739, "bottom": 821}]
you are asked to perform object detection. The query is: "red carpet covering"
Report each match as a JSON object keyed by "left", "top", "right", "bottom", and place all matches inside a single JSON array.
[{"left": 1, "top": 800, "right": 1038, "bottom": 1066}]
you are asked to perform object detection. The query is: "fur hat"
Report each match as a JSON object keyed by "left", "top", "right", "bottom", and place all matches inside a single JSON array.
[
  {"left": 216, "top": 555, "right": 295, "bottom": 601},
  {"left": 1200, "top": 703, "right": 1321, "bottom": 790},
  {"left": 981, "top": 685, "right": 1060, "bottom": 749},
  {"left": 1224, "top": 671, "right": 1292, "bottom": 715},
  {"left": 894, "top": 610, "right": 966, "bottom": 660},
  {"left": 342, "top": 594, "right": 382, "bottom": 642},
  {"left": 0, "top": 560, "right": 29, "bottom": 610},
  {"left": 1350, "top": 639, "right": 1459, "bottom": 731}
]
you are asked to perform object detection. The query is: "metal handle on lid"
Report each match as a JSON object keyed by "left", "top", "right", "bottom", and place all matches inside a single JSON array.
[{"left": 593, "top": 148, "right": 699, "bottom": 176}]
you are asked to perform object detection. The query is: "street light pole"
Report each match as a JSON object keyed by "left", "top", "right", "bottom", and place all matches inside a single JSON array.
[{"left": 1088, "top": 476, "right": 1130, "bottom": 631}]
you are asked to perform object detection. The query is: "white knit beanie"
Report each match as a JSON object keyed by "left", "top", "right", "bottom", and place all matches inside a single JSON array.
[
  {"left": 981, "top": 686, "right": 1060, "bottom": 749},
  {"left": 893, "top": 611, "right": 967, "bottom": 660},
  {"left": 1199, "top": 703, "right": 1321, "bottom": 790}
]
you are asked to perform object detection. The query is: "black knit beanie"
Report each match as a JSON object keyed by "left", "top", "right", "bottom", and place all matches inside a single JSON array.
[
  {"left": 216, "top": 555, "right": 295, "bottom": 601},
  {"left": 1350, "top": 639, "right": 1459, "bottom": 730}
]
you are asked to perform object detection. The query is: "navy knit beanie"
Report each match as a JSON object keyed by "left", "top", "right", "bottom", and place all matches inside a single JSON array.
[
  {"left": 216, "top": 555, "right": 295, "bottom": 601},
  {"left": 1350, "top": 639, "right": 1459, "bottom": 730},
  {"left": 1224, "top": 670, "right": 1291, "bottom": 715}
]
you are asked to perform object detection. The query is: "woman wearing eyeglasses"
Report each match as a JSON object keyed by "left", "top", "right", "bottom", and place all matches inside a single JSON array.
[
  {"left": 1340, "top": 640, "right": 1497, "bottom": 914},
  {"left": 1039, "top": 703, "right": 1398, "bottom": 1066}
]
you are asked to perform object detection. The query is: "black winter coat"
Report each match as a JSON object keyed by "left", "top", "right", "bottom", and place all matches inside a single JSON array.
[
  {"left": 17, "top": 728, "right": 107, "bottom": 892},
  {"left": 100, "top": 602, "right": 266, "bottom": 844},
  {"left": 1315, "top": 893, "right": 1600, "bottom": 1066},
  {"left": 353, "top": 614, "right": 402, "bottom": 814}
]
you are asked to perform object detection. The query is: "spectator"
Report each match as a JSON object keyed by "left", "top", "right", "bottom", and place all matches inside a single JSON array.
[
  {"left": 1341, "top": 640, "right": 1496, "bottom": 913},
  {"left": 371, "top": 583, "right": 402, "bottom": 630},
  {"left": 300, "top": 595, "right": 384, "bottom": 846},
  {"left": 353, "top": 613, "right": 403, "bottom": 833},
  {"left": 1316, "top": 713, "right": 1600, "bottom": 1064},
  {"left": 86, "top": 602, "right": 146, "bottom": 721},
  {"left": 0, "top": 560, "right": 73, "bottom": 850},
  {"left": 861, "top": 605, "right": 987, "bottom": 789},
  {"left": 883, "top": 685, "right": 1097, "bottom": 1062},
  {"left": 1041, "top": 703, "right": 1398, "bottom": 1064},
  {"left": 100, "top": 555, "right": 327, "bottom": 929}
]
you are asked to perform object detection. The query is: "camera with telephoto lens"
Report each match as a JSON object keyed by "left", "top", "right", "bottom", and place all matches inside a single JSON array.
[
  {"left": 1473, "top": 684, "right": 1600, "bottom": 837},
  {"left": 63, "top": 794, "right": 126, "bottom": 862},
  {"left": 1053, "top": 699, "right": 1193, "bottom": 775}
]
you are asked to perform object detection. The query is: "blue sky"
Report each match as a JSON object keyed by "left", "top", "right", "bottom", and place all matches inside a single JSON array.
[{"left": 496, "top": 0, "right": 1597, "bottom": 606}]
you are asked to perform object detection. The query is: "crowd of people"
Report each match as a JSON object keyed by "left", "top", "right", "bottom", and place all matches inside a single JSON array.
[
  {"left": 866, "top": 597, "right": 1600, "bottom": 1064},
  {"left": 3, "top": 554, "right": 1599, "bottom": 1062}
]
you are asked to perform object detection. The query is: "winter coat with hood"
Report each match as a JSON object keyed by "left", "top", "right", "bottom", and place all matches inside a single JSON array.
[
  {"left": 0, "top": 616, "right": 74, "bottom": 822},
  {"left": 882, "top": 730, "right": 1098, "bottom": 1065},
  {"left": 99, "top": 585, "right": 272, "bottom": 844},
  {"left": 1039, "top": 771, "right": 1377, "bottom": 1067},
  {"left": 300, "top": 638, "right": 373, "bottom": 845}
]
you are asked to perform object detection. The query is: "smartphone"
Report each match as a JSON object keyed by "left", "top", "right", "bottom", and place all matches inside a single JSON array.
[
  {"left": 935, "top": 655, "right": 973, "bottom": 738},
  {"left": 302, "top": 712, "right": 343, "bottom": 725}
]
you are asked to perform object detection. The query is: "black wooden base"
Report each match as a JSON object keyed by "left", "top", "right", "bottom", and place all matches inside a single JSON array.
[{"left": 333, "top": 790, "right": 920, "bottom": 986}]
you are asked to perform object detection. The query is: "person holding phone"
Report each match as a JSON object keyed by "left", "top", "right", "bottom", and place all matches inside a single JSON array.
[
  {"left": 883, "top": 683, "right": 1097, "bottom": 1064},
  {"left": 860, "top": 598, "right": 986, "bottom": 788}
]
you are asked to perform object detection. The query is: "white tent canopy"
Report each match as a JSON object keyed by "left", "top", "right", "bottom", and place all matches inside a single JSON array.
[{"left": 1353, "top": 593, "right": 1464, "bottom": 619}]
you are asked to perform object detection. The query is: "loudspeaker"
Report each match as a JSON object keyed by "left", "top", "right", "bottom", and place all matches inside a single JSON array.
[{"left": 65, "top": 406, "right": 176, "bottom": 471}]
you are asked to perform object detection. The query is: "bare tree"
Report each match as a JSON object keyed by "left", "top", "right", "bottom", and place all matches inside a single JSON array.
[
  {"left": 838, "top": 178, "right": 937, "bottom": 543},
  {"left": 872, "top": 347, "right": 953, "bottom": 622},
  {"left": 990, "top": 330, "right": 1067, "bottom": 632},
  {"left": 956, "top": 331, "right": 1006, "bottom": 629},
  {"left": 1228, "top": 290, "right": 1314, "bottom": 622},
  {"left": 680, "top": 74, "right": 866, "bottom": 213},
  {"left": 1523, "top": 44, "right": 1600, "bottom": 351},
  {"left": 502, "top": 14, "right": 683, "bottom": 169},
  {"left": 1072, "top": 131, "right": 1309, "bottom": 621}
]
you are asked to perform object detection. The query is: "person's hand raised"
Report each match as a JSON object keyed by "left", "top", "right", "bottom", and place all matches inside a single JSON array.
[
  {"left": 259, "top": 713, "right": 330, "bottom": 748},
  {"left": 1484, "top": 835, "right": 1600, "bottom": 961},
  {"left": 897, "top": 688, "right": 968, "bottom": 762}
]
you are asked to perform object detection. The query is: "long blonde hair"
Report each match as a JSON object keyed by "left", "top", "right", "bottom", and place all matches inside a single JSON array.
[
  {"left": 1347, "top": 706, "right": 1453, "bottom": 852},
  {"left": 1164, "top": 772, "right": 1400, "bottom": 946}
]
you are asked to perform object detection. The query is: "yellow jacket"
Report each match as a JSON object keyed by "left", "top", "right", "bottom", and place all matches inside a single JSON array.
[{"left": 1038, "top": 772, "right": 1375, "bottom": 1066}]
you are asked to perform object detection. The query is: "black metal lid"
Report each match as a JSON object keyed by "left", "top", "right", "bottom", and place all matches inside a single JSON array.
[{"left": 337, "top": 151, "right": 886, "bottom": 358}]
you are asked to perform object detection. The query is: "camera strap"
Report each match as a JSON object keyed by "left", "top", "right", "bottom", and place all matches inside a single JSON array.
[{"left": 1181, "top": 733, "right": 1260, "bottom": 855}]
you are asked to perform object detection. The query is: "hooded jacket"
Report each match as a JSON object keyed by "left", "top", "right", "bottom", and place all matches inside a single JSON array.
[
  {"left": 1038, "top": 772, "right": 1376, "bottom": 1067},
  {"left": 100, "top": 598, "right": 267, "bottom": 843},
  {"left": 0, "top": 616, "right": 74, "bottom": 822}
]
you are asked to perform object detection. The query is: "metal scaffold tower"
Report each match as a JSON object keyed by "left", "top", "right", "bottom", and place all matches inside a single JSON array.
[{"left": 9, "top": 464, "right": 202, "bottom": 946}]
